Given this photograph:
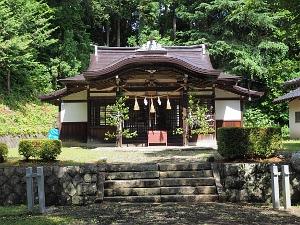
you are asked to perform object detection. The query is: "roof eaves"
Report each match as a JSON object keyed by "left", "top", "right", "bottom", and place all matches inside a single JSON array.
[
  {"left": 39, "top": 87, "right": 68, "bottom": 101},
  {"left": 274, "top": 87, "right": 300, "bottom": 103}
]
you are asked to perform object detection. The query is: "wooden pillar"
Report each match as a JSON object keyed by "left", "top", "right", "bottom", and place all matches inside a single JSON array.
[
  {"left": 87, "top": 85, "right": 91, "bottom": 143},
  {"left": 212, "top": 84, "right": 216, "bottom": 138},
  {"left": 58, "top": 101, "right": 62, "bottom": 131},
  {"left": 116, "top": 75, "right": 122, "bottom": 147},
  {"left": 182, "top": 75, "right": 189, "bottom": 146}
]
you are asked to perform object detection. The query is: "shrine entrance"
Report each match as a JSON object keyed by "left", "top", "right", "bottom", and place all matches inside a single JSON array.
[{"left": 124, "top": 97, "right": 182, "bottom": 145}]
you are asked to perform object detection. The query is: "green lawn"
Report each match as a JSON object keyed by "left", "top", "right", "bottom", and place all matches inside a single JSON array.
[
  {"left": 4, "top": 146, "right": 217, "bottom": 166},
  {"left": 0, "top": 205, "right": 79, "bottom": 225},
  {"left": 283, "top": 140, "right": 300, "bottom": 152},
  {"left": 3, "top": 139, "right": 298, "bottom": 167}
]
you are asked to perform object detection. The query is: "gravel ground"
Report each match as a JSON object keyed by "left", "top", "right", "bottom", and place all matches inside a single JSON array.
[{"left": 51, "top": 202, "right": 300, "bottom": 225}]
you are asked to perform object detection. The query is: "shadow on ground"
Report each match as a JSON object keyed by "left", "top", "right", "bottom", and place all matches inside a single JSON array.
[
  {"left": 54, "top": 202, "right": 300, "bottom": 225},
  {"left": 142, "top": 148, "right": 217, "bottom": 163}
]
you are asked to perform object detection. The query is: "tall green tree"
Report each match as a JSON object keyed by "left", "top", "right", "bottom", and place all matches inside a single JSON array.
[
  {"left": 0, "top": 0, "right": 56, "bottom": 98},
  {"left": 46, "top": 0, "right": 91, "bottom": 83},
  {"left": 175, "top": 0, "right": 299, "bottom": 124}
]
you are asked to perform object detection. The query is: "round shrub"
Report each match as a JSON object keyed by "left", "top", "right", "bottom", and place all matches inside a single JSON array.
[
  {"left": 18, "top": 140, "right": 40, "bottom": 160},
  {"left": 217, "top": 127, "right": 282, "bottom": 159},
  {"left": 0, "top": 142, "right": 8, "bottom": 163},
  {"left": 39, "top": 140, "right": 62, "bottom": 161},
  {"left": 19, "top": 139, "right": 62, "bottom": 161}
]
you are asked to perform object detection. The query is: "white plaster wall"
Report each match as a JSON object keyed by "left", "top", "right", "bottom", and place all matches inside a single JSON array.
[
  {"left": 215, "top": 88, "right": 240, "bottom": 98},
  {"left": 62, "top": 90, "right": 87, "bottom": 100},
  {"left": 215, "top": 100, "right": 241, "bottom": 121},
  {"left": 60, "top": 102, "right": 87, "bottom": 122},
  {"left": 289, "top": 99, "right": 300, "bottom": 139}
]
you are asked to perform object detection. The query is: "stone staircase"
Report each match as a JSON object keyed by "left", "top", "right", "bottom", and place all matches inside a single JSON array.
[{"left": 104, "top": 163, "right": 219, "bottom": 202}]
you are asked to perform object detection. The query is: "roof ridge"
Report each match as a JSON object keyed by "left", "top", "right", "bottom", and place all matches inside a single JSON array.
[{"left": 96, "top": 45, "right": 204, "bottom": 51}]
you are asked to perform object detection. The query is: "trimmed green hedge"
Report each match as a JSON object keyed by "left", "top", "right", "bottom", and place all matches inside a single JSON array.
[
  {"left": 19, "top": 139, "right": 62, "bottom": 161},
  {"left": 217, "top": 127, "right": 282, "bottom": 159},
  {"left": 0, "top": 143, "right": 8, "bottom": 163}
]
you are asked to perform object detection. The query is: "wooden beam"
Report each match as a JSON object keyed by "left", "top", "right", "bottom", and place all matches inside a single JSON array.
[
  {"left": 87, "top": 85, "right": 91, "bottom": 143},
  {"left": 182, "top": 76, "right": 189, "bottom": 147}
]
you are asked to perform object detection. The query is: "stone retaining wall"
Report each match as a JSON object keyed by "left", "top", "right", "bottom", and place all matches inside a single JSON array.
[
  {"left": 1, "top": 162, "right": 300, "bottom": 206},
  {"left": 0, "top": 134, "right": 46, "bottom": 148},
  {"left": 0, "top": 164, "right": 105, "bottom": 206},
  {"left": 214, "top": 163, "right": 300, "bottom": 203}
]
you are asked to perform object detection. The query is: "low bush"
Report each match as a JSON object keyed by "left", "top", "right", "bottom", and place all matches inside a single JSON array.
[
  {"left": 19, "top": 140, "right": 39, "bottom": 160},
  {"left": 217, "top": 127, "right": 282, "bottom": 159},
  {"left": 0, "top": 142, "right": 8, "bottom": 163},
  {"left": 18, "top": 139, "right": 62, "bottom": 161},
  {"left": 39, "top": 140, "right": 62, "bottom": 161}
]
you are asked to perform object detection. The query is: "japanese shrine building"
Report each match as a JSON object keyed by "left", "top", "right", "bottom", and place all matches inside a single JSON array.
[
  {"left": 274, "top": 77, "right": 300, "bottom": 139},
  {"left": 40, "top": 41, "right": 263, "bottom": 146}
]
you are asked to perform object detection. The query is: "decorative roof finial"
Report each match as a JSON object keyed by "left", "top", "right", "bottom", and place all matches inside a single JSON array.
[{"left": 136, "top": 40, "right": 167, "bottom": 53}]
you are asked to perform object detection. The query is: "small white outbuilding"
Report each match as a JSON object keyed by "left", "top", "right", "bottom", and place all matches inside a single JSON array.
[{"left": 274, "top": 78, "right": 300, "bottom": 139}]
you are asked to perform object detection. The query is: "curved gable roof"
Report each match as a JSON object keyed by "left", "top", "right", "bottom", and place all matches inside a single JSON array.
[{"left": 84, "top": 45, "right": 217, "bottom": 79}]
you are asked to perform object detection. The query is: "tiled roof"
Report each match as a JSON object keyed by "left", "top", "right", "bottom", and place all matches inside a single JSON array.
[
  {"left": 274, "top": 87, "right": 300, "bottom": 103},
  {"left": 39, "top": 87, "right": 67, "bottom": 101},
  {"left": 40, "top": 42, "right": 264, "bottom": 101},
  {"left": 284, "top": 77, "right": 300, "bottom": 88},
  {"left": 59, "top": 74, "right": 86, "bottom": 84},
  {"left": 84, "top": 45, "right": 218, "bottom": 79}
]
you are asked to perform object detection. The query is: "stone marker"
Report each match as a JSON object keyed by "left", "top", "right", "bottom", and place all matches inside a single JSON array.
[
  {"left": 270, "top": 165, "right": 280, "bottom": 209},
  {"left": 281, "top": 165, "right": 291, "bottom": 209},
  {"left": 25, "top": 167, "right": 46, "bottom": 213}
]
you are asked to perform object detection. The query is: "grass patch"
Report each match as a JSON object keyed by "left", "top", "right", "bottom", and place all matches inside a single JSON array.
[
  {"left": 283, "top": 140, "right": 300, "bottom": 153},
  {"left": 2, "top": 147, "right": 217, "bottom": 167},
  {"left": 0, "top": 205, "right": 79, "bottom": 225}
]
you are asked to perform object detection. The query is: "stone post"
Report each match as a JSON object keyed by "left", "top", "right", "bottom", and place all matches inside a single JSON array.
[
  {"left": 281, "top": 165, "right": 291, "bottom": 209},
  {"left": 37, "top": 167, "right": 46, "bottom": 213},
  {"left": 26, "top": 167, "right": 34, "bottom": 212},
  {"left": 270, "top": 165, "right": 280, "bottom": 209}
]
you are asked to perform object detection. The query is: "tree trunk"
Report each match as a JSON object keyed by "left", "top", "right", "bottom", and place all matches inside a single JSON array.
[
  {"left": 106, "top": 21, "right": 110, "bottom": 46},
  {"left": 7, "top": 69, "right": 11, "bottom": 93},
  {"left": 116, "top": 121, "right": 122, "bottom": 147},
  {"left": 117, "top": 18, "right": 121, "bottom": 47},
  {"left": 172, "top": 5, "right": 177, "bottom": 40}
]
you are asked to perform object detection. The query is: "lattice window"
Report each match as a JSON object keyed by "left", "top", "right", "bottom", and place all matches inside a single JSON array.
[{"left": 90, "top": 100, "right": 114, "bottom": 127}]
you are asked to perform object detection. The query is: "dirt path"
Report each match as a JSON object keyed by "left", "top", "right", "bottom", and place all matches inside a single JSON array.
[{"left": 53, "top": 202, "right": 300, "bottom": 225}]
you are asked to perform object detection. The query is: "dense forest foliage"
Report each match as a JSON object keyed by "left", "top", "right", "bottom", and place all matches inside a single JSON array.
[{"left": 0, "top": 0, "right": 299, "bottom": 128}]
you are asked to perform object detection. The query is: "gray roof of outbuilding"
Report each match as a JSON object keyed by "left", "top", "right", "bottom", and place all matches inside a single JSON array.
[
  {"left": 274, "top": 87, "right": 300, "bottom": 103},
  {"left": 284, "top": 77, "right": 300, "bottom": 88}
]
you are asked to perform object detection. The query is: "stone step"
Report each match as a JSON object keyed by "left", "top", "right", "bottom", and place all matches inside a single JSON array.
[
  {"left": 106, "top": 164, "right": 158, "bottom": 172},
  {"left": 160, "top": 178, "right": 215, "bottom": 187},
  {"left": 104, "top": 194, "right": 218, "bottom": 203},
  {"left": 104, "top": 196, "right": 161, "bottom": 203},
  {"left": 105, "top": 187, "right": 161, "bottom": 196},
  {"left": 160, "top": 186, "right": 217, "bottom": 195},
  {"left": 159, "top": 163, "right": 211, "bottom": 171},
  {"left": 161, "top": 194, "right": 218, "bottom": 202},
  {"left": 106, "top": 171, "right": 159, "bottom": 180},
  {"left": 104, "top": 179, "right": 160, "bottom": 188},
  {"left": 159, "top": 170, "right": 213, "bottom": 178}
]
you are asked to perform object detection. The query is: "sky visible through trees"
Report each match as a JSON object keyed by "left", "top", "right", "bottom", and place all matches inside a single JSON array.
[{"left": 0, "top": 0, "right": 299, "bottom": 126}]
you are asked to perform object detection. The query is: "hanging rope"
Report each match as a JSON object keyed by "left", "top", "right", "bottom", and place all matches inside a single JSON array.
[{"left": 120, "top": 86, "right": 183, "bottom": 98}]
